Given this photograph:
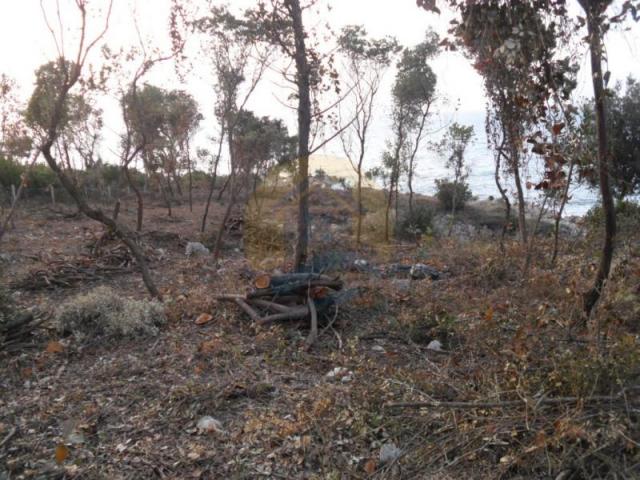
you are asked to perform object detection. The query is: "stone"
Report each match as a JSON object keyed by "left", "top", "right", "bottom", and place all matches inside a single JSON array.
[
  {"left": 185, "top": 242, "right": 210, "bottom": 257},
  {"left": 196, "top": 416, "right": 225, "bottom": 434},
  {"left": 410, "top": 263, "right": 440, "bottom": 280},
  {"left": 379, "top": 442, "right": 402, "bottom": 464},
  {"left": 426, "top": 340, "right": 442, "bottom": 351},
  {"left": 353, "top": 259, "right": 369, "bottom": 272},
  {"left": 391, "top": 279, "right": 411, "bottom": 293}
]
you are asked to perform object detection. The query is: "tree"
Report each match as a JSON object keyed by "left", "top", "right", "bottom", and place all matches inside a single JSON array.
[
  {"left": 338, "top": 25, "right": 400, "bottom": 247},
  {"left": 419, "top": 0, "right": 639, "bottom": 315},
  {"left": 382, "top": 32, "right": 439, "bottom": 242},
  {"left": 192, "top": 4, "right": 271, "bottom": 234},
  {"left": 246, "top": 0, "right": 344, "bottom": 272},
  {"left": 162, "top": 89, "right": 202, "bottom": 212},
  {"left": 32, "top": 0, "right": 160, "bottom": 299},
  {"left": 0, "top": 74, "right": 32, "bottom": 161},
  {"left": 437, "top": 122, "right": 474, "bottom": 232},
  {"left": 578, "top": 0, "right": 617, "bottom": 316},
  {"left": 450, "top": 2, "right": 576, "bottom": 247},
  {"left": 580, "top": 77, "right": 640, "bottom": 200}
]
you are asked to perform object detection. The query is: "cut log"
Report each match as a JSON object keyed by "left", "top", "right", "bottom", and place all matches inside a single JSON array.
[
  {"left": 254, "top": 274, "right": 271, "bottom": 289},
  {"left": 249, "top": 277, "right": 343, "bottom": 299}
]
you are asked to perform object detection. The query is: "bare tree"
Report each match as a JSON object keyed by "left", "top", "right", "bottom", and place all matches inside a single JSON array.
[
  {"left": 338, "top": 25, "right": 399, "bottom": 247},
  {"left": 33, "top": 0, "right": 160, "bottom": 299}
]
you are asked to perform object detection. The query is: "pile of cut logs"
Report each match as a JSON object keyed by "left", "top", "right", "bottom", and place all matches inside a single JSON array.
[{"left": 216, "top": 273, "right": 344, "bottom": 347}]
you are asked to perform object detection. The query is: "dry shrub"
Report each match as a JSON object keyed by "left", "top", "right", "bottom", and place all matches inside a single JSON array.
[{"left": 55, "top": 286, "right": 166, "bottom": 341}]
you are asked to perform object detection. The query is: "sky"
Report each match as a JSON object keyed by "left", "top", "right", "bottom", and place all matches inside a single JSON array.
[{"left": 0, "top": 0, "right": 639, "bottom": 213}]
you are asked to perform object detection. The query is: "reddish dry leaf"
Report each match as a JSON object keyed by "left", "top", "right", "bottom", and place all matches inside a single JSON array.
[
  {"left": 198, "top": 339, "right": 221, "bottom": 354},
  {"left": 55, "top": 444, "right": 69, "bottom": 464},
  {"left": 364, "top": 458, "right": 377, "bottom": 475},
  {"left": 552, "top": 122, "right": 565, "bottom": 135},
  {"left": 484, "top": 306, "right": 494, "bottom": 323},
  {"left": 46, "top": 341, "right": 64, "bottom": 354},
  {"left": 195, "top": 313, "right": 213, "bottom": 325}
]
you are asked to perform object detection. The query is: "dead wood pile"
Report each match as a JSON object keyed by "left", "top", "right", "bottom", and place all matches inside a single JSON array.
[
  {"left": 11, "top": 244, "right": 147, "bottom": 291},
  {"left": 216, "top": 273, "right": 345, "bottom": 347}
]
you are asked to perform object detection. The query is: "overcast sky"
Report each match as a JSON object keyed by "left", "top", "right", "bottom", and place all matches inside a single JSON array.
[{"left": 1, "top": 0, "right": 639, "bottom": 173}]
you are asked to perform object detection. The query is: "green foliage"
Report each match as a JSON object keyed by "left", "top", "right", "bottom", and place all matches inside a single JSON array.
[
  {"left": 99, "top": 164, "right": 122, "bottom": 186},
  {"left": 25, "top": 59, "right": 80, "bottom": 132},
  {"left": 398, "top": 202, "right": 434, "bottom": 240},
  {"left": 55, "top": 286, "right": 166, "bottom": 342},
  {"left": 0, "top": 156, "right": 24, "bottom": 188},
  {"left": 579, "top": 77, "right": 640, "bottom": 198},
  {"left": 338, "top": 24, "right": 400, "bottom": 66},
  {"left": 27, "top": 164, "right": 59, "bottom": 190},
  {"left": 435, "top": 179, "right": 472, "bottom": 211},
  {"left": 233, "top": 109, "right": 296, "bottom": 169},
  {"left": 584, "top": 199, "right": 640, "bottom": 237},
  {"left": 392, "top": 31, "right": 438, "bottom": 117}
]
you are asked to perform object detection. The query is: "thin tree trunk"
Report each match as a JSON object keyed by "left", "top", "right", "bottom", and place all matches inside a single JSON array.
[
  {"left": 123, "top": 165, "right": 144, "bottom": 232},
  {"left": 384, "top": 177, "right": 395, "bottom": 243},
  {"left": 407, "top": 106, "right": 430, "bottom": 217},
  {"left": 287, "top": 0, "right": 312, "bottom": 273},
  {"left": 512, "top": 151, "right": 528, "bottom": 245},
  {"left": 173, "top": 171, "right": 183, "bottom": 197},
  {"left": 551, "top": 161, "right": 574, "bottom": 267},
  {"left": 213, "top": 127, "right": 237, "bottom": 261},
  {"left": 201, "top": 129, "right": 225, "bottom": 232},
  {"left": 0, "top": 152, "right": 40, "bottom": 243},
  {"left": 187, "top": 149, "right": 193, "bottom": 213},
  {"left": 523, "top": 194, "right": 549, "bottom": 278},
  {"left": 356, "top": 161, "right": 363, "bottom": 247},
  {"left": 216, "top": 174, "right": 231, "bottom": 202},
  {"left": 495, "top": 150, "right": 511, "bottom": 252},
  {"left": 41, "top": 145, "right": 160, "bottom": 299},
  {"left": 583, "top": 8, "right": 616, "bottom": 316}
]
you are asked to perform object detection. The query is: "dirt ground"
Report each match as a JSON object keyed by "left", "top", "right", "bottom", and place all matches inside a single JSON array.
[{"left": 1, "top": 187, "right": 639, "bottom": 479}]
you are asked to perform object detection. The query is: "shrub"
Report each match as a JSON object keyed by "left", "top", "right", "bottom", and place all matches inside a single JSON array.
[
  {"left": 55, "top": 286, "right": 166, "bottom": 341},
  {"left": 398, "top": 202, "right": 434, "bottom": 240},
  {"left": 435, "top": 179, "right": 472, "bottom": 211},
  {"left": 0, "top": 156, "right": 24, "bottom": 189},
  {"left": 584, "top": 199, "right": 640, "bottom": 237},
  {"left": 27, "top": 164, "right": 59, "bottom": 190},
  {"left": 99, "top": 164, "right": 122, "bottom": 186}
]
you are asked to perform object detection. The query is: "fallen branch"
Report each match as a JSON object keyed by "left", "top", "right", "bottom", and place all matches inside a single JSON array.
[
  {"left": 305, "top": 294, "right": 318, "bottom": 349},
  {"left": 386, "top": 387, "right": 640, "bottom": 410},
  {"left": 0, "top": 427, "right": 17, "bottom": 450},
  {"left": 248, "top": 299, "right": 292, "bottom": 314},
  {"left": 257, "top": 306, "right": 311, "bottom": 326},
  {"left": 234, "top": 298, "right": 261, "bottom": 323}
]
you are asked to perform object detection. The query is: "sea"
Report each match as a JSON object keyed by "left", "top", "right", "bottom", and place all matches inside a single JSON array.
[{"left": 321, "top": 110, "right": 600, "bottom": 217}]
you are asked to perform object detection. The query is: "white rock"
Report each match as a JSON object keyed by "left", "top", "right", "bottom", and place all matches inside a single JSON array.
[
  {"left": 379, "top": 442, "right": 402, "bottom": 464},
  {"left": 341, "top": 374, "right": 353, "bottom": 383},
  {"left": 196, "top": 416, "right": 225, "bottom": 434},
  {"left": 426, "top": 340, "right": 442, "bottom": 351},
  {"left": 326, "top": 367, "right": 348, "bottom": 379},
  {"left": 185, "top": 242, "right": 210, "bottom": 257}
]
